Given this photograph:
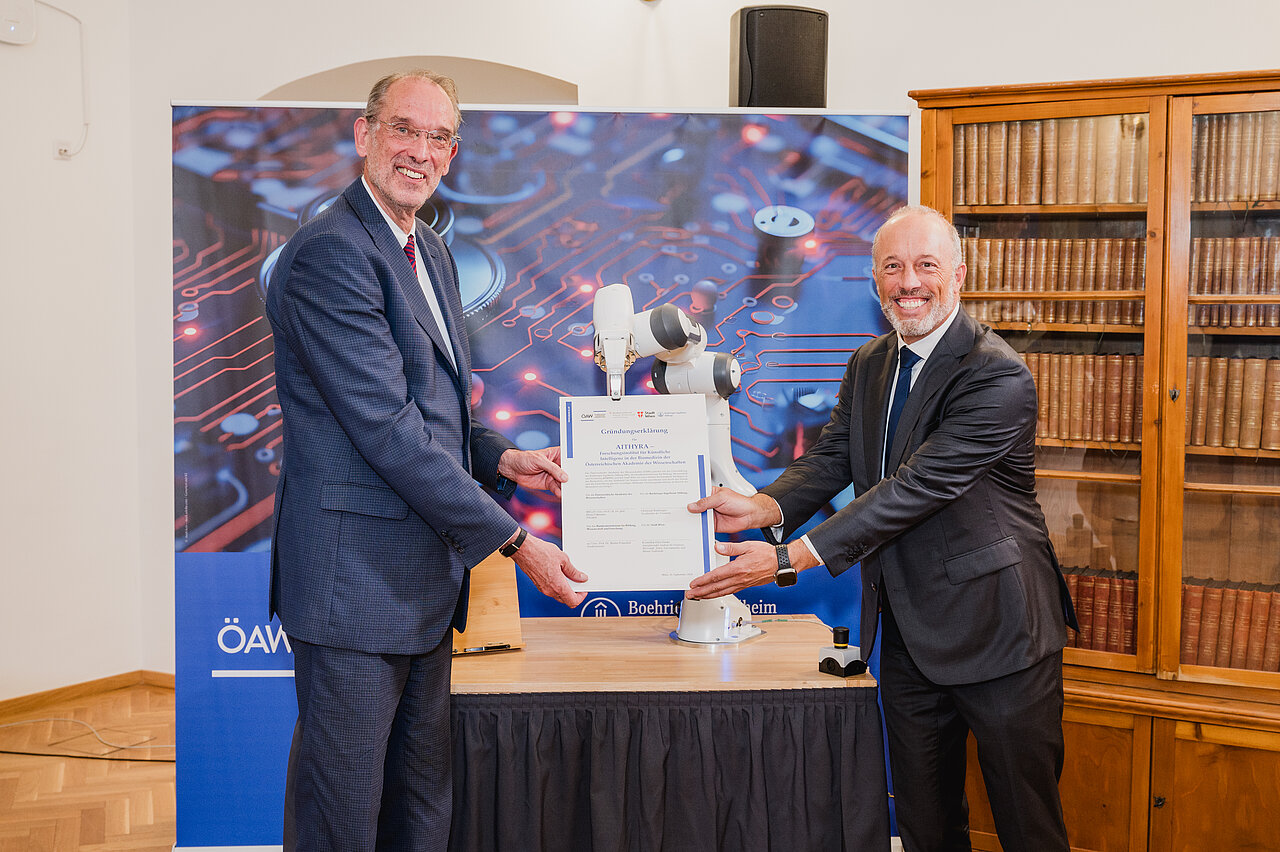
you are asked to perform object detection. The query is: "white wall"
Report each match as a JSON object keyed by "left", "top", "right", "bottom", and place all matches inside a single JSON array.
[{"left": 2, "top": 0, "right": 1279, "bottom": 700}]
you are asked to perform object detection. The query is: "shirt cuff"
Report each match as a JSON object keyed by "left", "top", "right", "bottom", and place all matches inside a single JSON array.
[
  {"left": 765, "top": 494, "right": 785, "bottom": 541},
  {"left": 799, "top": 534, "right": 823, "bottom": 566}
]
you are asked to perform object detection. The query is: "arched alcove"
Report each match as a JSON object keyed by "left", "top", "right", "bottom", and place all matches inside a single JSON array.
[{"left": 261, "top": 56, "right": 578, "bottom": 105}]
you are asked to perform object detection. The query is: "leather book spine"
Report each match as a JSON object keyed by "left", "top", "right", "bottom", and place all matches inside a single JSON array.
[
  {"left": 1181, "top": 580, "right": 1204, "bottom": 665},
  {"left": 1020, "top": 119, "right": 1042, "bottom": 204},
  {"left": 1246, "top": 587, "right": 1271, "bottom": 670}
]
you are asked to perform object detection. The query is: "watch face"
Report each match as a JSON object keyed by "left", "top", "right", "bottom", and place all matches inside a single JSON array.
[{"left": 776, "top": 568, "right": 798, "bottom": 587}]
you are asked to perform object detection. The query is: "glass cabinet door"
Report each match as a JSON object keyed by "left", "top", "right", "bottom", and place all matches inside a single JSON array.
[
  {"left": 946, "top": 102, "right": 1160, "bottom": 669},
  {"left": 1169, "top": 96, "right": 1280, "bottom": 678}
]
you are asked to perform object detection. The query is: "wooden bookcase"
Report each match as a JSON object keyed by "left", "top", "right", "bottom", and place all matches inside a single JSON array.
[{"left": 912, "top": 71, "right": 1280, "bottom": 852}]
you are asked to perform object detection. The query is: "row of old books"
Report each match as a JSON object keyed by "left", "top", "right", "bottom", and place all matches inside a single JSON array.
[
  {"left": 1181, "top": 578, "right": 1280, "bottom": 671},
  {"left": 1188, "top": 236, "right": 1280, "bottom": 328},
  {"left": 1064, "top": 568, "right": 1137, "bottom": 653},
  {"left": 952, "top": 115, "right": 1149, "bottom": 207},
  {"left": 967, "top": 298, "right": 1146, "bottom": 327},
  {"left": 1023, "top": 352, "right": 1143, "bottom": 444},
  {"left": 961, "top": 236, "right": 1146, "bottom": 325},
  {"left": 1183, "top": 356, "right": 1280, "bottom": 450},
  {"left": 1192, "top": 111, "right": 1280, "bottom": 203}
]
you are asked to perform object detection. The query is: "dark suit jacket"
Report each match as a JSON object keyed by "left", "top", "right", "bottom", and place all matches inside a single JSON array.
[
  {"left": 265, "top": 178, "right": 517, "bottom": 656},
  {"left": 762, "top": 309, "right": 1073, "bottom": 685}
]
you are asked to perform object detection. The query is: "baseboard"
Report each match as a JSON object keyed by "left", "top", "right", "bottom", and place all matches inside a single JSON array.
[{"left": 0, "top": 670, "right": 175, "bottom": 717}]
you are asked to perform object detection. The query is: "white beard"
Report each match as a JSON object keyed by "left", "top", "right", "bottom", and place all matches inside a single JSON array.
[{"left": 880, "top": 291, "right": 956, "bottom": 340}]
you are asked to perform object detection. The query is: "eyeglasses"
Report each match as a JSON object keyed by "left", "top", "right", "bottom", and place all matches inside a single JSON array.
[{"left": 370, "top": 118, "right": 460, "bottom": 150}]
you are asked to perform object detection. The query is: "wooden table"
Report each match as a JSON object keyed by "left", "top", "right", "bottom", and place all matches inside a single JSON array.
[{"left": 448, "top": 616, "right": 889, "bottom": 852}]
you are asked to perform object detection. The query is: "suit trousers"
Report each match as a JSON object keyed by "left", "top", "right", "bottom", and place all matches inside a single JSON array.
[
  {"left": 284, "top": 633, "right": 454, "bottom": 852},
  {"left": 879, "top": 595, "right": 1069, "bottom": 852}
]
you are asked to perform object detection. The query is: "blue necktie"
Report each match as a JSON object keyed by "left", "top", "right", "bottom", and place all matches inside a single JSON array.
[{"left": 884, "top": 346, "right": 921, "bottom": 475}]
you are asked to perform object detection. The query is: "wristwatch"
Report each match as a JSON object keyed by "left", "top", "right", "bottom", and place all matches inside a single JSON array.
[
  {"left": 499, "top": 527, "right": 527, "bottom": 558},
  {"left": 774, "top": 543, "right": 798, "bottom": 587}
]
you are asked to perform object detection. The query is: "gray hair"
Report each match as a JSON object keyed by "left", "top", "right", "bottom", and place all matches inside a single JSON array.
[
  {"left": 871, "top": 204, "right": 963, "bottom": 268},
  {"left": 363, "top": 69, "right": 462, "bottom": 133}
]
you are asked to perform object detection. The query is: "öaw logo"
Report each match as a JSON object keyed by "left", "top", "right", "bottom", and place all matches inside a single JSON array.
[{"left": 216, "top": 617, "right": 292, "bottom": 655}]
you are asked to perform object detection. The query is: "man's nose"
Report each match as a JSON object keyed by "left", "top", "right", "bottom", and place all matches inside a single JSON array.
[{"left": 405, "top": 133, "right": 434, "bottom": 160}]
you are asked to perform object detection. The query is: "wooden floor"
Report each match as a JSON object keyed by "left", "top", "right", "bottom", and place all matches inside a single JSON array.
[{"left": 0, "top": 677, "right": 176, "bottom": 851}]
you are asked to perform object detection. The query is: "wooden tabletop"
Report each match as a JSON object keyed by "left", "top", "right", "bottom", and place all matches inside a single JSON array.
[{"left": 451, "top": 616, "right": 876, "bottom": 694}]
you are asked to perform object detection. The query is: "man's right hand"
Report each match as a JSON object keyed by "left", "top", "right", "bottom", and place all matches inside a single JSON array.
[
  {"left": 687, "top": 487, "right": 782, "bottom": 534},
  {"left": 512, "top": 534, "right": 588, "bottom": 609}
]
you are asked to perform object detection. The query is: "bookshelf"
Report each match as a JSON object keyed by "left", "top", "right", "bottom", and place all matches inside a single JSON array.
[
  {"left": 946, "top": 98, "right": 1162, "bottom": 670},
  {"left": 914, "top": 71, "right": 1280, "bottom": 852},
  {"left": 1164, "top": 91, "right": 1280, "bottom": 695}
]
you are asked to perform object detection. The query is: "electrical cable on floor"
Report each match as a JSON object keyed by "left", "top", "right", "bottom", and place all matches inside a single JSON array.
[{"left": 0, "top": 717, "right": 176, "bottom": 762}]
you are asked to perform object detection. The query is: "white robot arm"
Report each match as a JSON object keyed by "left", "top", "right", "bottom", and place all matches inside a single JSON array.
[
  {"left": 592, "top": 283, "right": 755, "bottom": 496},
  {"left": 591, "top": 283, "right": 762, "bottom": 643}
]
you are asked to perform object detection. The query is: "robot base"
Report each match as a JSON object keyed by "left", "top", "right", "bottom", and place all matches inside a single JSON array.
[{"left": 673, "top": 595, "right": 763, "bottom": 644}]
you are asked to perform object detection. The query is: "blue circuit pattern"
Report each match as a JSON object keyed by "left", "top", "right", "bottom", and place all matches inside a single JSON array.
[{"left": 172, "top": 105, "right": 908, "bottom": 623}]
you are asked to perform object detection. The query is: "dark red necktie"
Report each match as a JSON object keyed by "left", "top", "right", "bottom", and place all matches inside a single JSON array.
[{"left": 404, "top": 235, "right": 416, "bottom": 268}]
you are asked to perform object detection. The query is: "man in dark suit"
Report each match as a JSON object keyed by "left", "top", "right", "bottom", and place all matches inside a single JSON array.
[
  {"left": 266, "top": 70, "right": 587, "bottom": 851},
  {"left": 687, "top": 205, "right": 1075, "bottom": 851}
]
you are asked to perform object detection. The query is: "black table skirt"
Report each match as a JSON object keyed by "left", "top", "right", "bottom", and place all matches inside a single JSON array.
[{"left": 450, "top": 687, "right": 889, "bottom": 852}]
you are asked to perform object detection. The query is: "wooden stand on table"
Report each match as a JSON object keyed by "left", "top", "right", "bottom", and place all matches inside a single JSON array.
[{"left": 452, "top": 550, "right": 524, "bottom": 655}]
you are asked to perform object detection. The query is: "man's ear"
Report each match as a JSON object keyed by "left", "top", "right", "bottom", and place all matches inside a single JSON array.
[{"left": 354, "top": 116, "right": 370, "bottom": 159}]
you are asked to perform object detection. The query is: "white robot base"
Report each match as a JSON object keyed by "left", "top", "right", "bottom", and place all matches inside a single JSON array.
[{"left": 672, "top": 594, "right": 763, "bottom": 644}]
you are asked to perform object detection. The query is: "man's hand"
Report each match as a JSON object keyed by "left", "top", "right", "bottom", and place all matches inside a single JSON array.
[
  {"left": 498, "top": 447, "right": 568, "bottom": 498},
  {"left": 687, "top": 487, "right": 782, "bottom": 534},
  {"left": 512, "top": 533, "right": 588, "bottom": 608},
  {"left": 686, "top": 539, "right": 817, "bottom": 600}
]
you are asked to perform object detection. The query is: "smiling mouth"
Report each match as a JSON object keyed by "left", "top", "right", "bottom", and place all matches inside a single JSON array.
[
  {"left": 396, "top": 166, "right": 425, "bottom": 180},
  {"left": 895, "top": 295, "right": 929, "bottom": 310}
]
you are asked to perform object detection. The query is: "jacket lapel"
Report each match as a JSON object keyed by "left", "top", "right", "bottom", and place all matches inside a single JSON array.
[
  {"left": 418, "top": 235, "right": 470, "bottom": 382},
  {"left": 864, "top": 338, "right": 896, "bottom": 482},
  {"left": 886, "top": 309, "right": 977, "bottom": 471},
  {"left": 343, "top": 182, "right": 462, "bottom": 384},
  {"left": 416, "top": 230, "right": 474, "bottom": 469}
]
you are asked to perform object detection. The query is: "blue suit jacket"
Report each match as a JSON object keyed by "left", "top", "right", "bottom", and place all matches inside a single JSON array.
[
  {"left": 265, "top": 179, "right": 516, "bottom": 655},
  {"left": 762, "top": 309, "right": 1075, "bottom": 685}
]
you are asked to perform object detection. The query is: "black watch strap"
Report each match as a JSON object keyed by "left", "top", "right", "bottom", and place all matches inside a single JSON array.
[
  {"left": 774, "top": 543, "right": 798, "bottom": 587},
  {"left": 499, "top": 527, "right": 527, "bottom": 558}
]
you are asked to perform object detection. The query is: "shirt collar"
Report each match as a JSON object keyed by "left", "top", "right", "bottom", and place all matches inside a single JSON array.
[
  {"left": 360, "top": 175, "right": 413, "bottom": 245},
  {"left": 898, "top": 301, "right": 960, "bottom": 364}
]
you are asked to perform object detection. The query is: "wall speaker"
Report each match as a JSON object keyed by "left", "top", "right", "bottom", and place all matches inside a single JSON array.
[{"left": 731, "top": 6, "right": 828, "bottom": 108}]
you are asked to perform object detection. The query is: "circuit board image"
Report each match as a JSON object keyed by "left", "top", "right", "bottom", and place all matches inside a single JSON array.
[{"left": 172, "top": 104, "right": 908, "bottom": 621}]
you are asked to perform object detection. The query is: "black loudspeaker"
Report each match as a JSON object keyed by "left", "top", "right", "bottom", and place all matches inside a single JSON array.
[{"left": 731, "top": 6, "right": 828, "bottom": 108}]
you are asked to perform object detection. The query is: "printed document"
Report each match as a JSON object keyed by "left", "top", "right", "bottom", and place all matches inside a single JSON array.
[{"left": 559, "top": 394, "right": 715, "bottom": 592}]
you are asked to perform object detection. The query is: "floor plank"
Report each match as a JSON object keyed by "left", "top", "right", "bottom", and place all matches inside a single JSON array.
[{"left": 0, "top": 683, "right": 175, "bottom": 851}]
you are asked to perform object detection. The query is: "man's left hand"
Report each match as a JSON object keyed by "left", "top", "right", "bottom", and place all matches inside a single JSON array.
[
  {"left": 498, "top": 447, "right": 568, "bottom": 498},
  {"left": 513, "top": 534, "right": 588, "bottom": 609},
  {"left": 686, "top": 540, "right": 814, "bottom": 600},
  {"left": 687, "top": 541, "right": 776, "bottom": 599}
]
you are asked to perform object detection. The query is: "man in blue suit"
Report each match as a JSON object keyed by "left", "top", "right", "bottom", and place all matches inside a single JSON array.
[
  {"left": 266, "top": 70, "right": 588, "bottom": 851},
  {"left": 687, "top": 206, "right": 1075, "bottom": 851}
]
